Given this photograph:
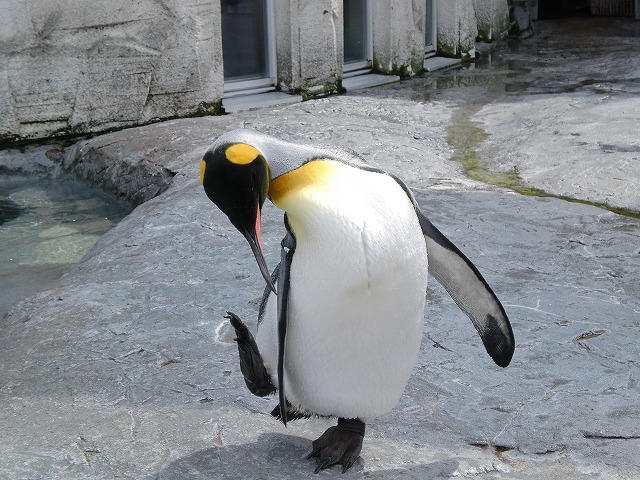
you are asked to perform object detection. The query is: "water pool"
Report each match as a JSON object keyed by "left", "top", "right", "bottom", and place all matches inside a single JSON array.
[{"left": 0, "top": 174, "right": 130, "bottom": 317}]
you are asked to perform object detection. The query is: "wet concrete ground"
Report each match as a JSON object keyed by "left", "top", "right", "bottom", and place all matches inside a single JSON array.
[
  {"left": 1, "top": 16, "right": 639, "bottom": 479},
  {"left": 397, "top": 17, "right": 640, "bottom": 213}
]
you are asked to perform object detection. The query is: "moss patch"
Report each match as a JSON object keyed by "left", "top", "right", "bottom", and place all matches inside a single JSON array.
[
  {"left": 194, "top": 100, "right": 224, "bottom": 117},
  {"left": 294, "top": 79, "right": 342, "bottom": 101}
]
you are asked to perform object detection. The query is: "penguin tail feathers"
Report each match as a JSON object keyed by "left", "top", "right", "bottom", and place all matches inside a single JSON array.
[{"left": 270, "top": 400, "right": 311, "bottom": 422}]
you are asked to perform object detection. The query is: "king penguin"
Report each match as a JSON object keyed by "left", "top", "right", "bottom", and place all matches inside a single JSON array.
[{"left": 200, "top": 129, "right": 515, "bottom": 473}]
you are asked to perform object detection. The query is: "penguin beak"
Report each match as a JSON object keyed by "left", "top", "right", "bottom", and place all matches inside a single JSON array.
[{"left": 243, "top": 205, "right": 277, "bottom": 294}]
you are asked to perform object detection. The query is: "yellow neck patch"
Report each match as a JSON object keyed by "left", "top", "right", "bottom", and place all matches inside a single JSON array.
[
  {"left": 269, "top": 159, "right": 339, "bottom": 203},
  {"left": 225, "top": 143, "right": 261, "bottom": 165}
]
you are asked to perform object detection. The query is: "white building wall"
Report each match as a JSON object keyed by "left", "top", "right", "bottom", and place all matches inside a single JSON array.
[
  {"left": 371, "top": 0, "right": 426, "bottom": 77},
  {"left": 436, "top": 0, "right": 478, "bottom": 58},
  {"left": 473, "top": 0, "right": 511, "bottom": 41},
  {"left": 275, "top": 0, "right": 342, "bottom": 97},
  {"left": 0, "top": 0, "right": 223, "bottom": 142},
  {"left": 0, "top": 0, "right": 520, "bottom": 142}
]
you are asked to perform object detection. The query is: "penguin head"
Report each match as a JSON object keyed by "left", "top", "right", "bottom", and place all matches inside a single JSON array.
[
  {"left": 200, "top": 140, "right": 275, "bottom": 292},
  {"left": 200, "top": 128, "right": 362, "bottom": 292}
]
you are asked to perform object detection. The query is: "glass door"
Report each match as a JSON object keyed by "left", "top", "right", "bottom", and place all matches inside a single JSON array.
[
  {"left": 343, "top": 0, "right": 372, "bottom": 73},
  {"left": 221, "top": 0, "right": 275, "bottom": 95}
]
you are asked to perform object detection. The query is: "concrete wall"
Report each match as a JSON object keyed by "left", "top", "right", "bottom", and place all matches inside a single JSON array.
[
  {"left": 473, "top": 0, "right": 510, "bottom": 41},
  {"left": 371, "top": 1, "right": 426, "bottom": 77},
  {"left": 275, "top": 0, "right": 342, "bottom": 97},
  {"left": 0, "top": 0, "right": 524, "bottom": 143},
  {"left": 436, "top": 0, "right": 478, "bottom": 58},
  {"left": 0, "top": 0, "right": 223, "bottom": 143}
]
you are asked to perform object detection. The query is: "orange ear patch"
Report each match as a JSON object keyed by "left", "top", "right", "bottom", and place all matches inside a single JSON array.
[
  {"left": 225, "top": 143, "right": 261, "bottom": 165},
  {"left": 199, "top": 159, "right": 206, "bottom": 185}
]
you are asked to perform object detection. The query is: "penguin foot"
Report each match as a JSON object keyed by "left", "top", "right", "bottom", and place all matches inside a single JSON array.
[
  {"left": 225, "top": 312, "right": 276, "bottom": 397},
  {"left": 307, "top": 418, "right": 365, "bottom": 473}
]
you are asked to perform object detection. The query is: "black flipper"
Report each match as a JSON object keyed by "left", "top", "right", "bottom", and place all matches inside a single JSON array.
[
  {"left": 391, "top": 176, "right": 515, "bottom": 367},
  {"left": 307, "top": 418, "right": 365, "bottom": 474},
  {"left": 226, "top": 312, "right": 277, "bottom": 397},
  {"left": 419, "top": 212, "right": 515, "bottom": 366},
  {"left": 276, "top": 214, "right": 296, "bottom": 426}
]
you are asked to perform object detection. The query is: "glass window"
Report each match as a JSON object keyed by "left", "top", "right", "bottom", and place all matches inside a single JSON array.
[
  {"left": 344, "top": 0, "right": 368, "bottom": 64},
  {"left": 221, "top": 0, "right": 269, "bottom": 81},
  {"left": 425, "top": 0, "right": 436, "bottom": 54}
]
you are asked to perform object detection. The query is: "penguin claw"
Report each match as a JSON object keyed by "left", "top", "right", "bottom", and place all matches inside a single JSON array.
[{"left": 307, "top": 418, "right": 365, "bottom": 474}]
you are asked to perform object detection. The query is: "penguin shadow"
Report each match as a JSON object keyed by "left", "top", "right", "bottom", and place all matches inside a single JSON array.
[{"left": 149, "top": 432, "right": 459, "bottom": 479}]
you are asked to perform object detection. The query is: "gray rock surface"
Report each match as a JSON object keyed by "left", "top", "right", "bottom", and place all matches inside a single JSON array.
[{"left": 1, "top": 17, "right": 639, "bottom": 479}]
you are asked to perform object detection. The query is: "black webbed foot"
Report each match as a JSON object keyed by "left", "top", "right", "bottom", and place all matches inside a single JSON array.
[
  {"left": 307, "top": 418, "right": 365, "bottom": 473},
  {"left": 225, "top": 312, "right": 276, "bottom": 397}
]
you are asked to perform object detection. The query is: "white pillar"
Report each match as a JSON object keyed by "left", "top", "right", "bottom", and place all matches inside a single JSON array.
[
  {"left": 436, "top": 0, "right": 478, "bottom": 58},
  {"left": 275, "top": 0, "right": 342, "bottom": 98},
  {"left": 371, "top": 0, "right": 426, "bottom": 77}
]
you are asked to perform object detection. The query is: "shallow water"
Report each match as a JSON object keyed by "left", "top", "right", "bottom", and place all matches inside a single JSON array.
[{"left": 0, "top": 174, "right": 130, "bottom": 317}]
